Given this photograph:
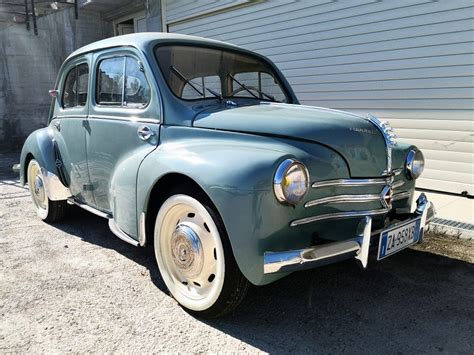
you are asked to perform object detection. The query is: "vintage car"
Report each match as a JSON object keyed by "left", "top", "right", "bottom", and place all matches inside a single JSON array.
[{"left": 20, "top": 33, "right": 435, "bottom": 317}]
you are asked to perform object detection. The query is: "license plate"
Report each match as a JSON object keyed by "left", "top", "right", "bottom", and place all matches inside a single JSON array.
[{"left": 377, "top": 217, "right": 421, "bottom": 260}]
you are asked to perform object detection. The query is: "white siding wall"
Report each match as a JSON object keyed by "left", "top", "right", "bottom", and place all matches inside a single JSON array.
[{"left": 166, "top": 0, "right": 474, "bottom": 196}]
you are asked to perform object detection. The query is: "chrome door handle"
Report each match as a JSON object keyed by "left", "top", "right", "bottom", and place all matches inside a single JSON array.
[
  {"left": 137, "top": 125, "right": 155, "bottom": 141},
  {"left": 53, "top": 121, "right": 61, "bottom": 131}
]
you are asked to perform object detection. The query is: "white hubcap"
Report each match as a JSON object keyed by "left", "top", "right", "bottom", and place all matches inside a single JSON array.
[
  {"left": 27, "top": 160, "right": 49, "bottom": 219},
  {"left": 154, "top": 195, "right": 225, "bottom": 312}
]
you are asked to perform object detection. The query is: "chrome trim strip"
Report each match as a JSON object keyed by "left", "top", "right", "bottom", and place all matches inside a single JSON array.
[
  {"left": 305, "top": 194, "right": 380, "bottom": 208},
  {"left": 51, "top": 115, "right": 88, "bottom": 119},
  {"left": 88, "top": 115, "right": 161, "bottom": 124},
  {"left": 67, "top": 198, "right": 112, "bottom": 219},
  {"left": 393, "top": 191, "right": 411, "bottom": 201},
  {"left": 290, "top": 208, "right": 388, "bottom": 227},
  {"left": 109, "top": 219, "right": 139, "bottom": 247},
  {"left": 139, "top": 212, "right": 146, "bottom": 247},
  {"left": 392, "top": 180, "right": 405, "bottom": 189},
  {"left": 312, "top": 178, "right": 388, "bottom": 188}
]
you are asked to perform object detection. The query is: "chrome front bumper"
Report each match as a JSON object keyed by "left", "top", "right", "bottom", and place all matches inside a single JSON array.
[{"left": 263, "top": 193, "right": 435, "bottom": 274}]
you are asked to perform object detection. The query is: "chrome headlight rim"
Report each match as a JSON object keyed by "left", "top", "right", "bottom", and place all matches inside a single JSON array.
[
  {"left": 273, "top": 158, "right": 310, "bottom": 205},
  {"left": 406, "top": 149, "right": 424, "bottom": 180}
]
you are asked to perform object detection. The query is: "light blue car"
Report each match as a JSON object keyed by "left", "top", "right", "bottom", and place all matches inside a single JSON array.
[{"left": 20, "top": 33, "right": 435, "bottom": 317}]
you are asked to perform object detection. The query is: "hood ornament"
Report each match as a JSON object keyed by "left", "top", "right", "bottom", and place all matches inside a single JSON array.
[{"left": 367, "top": 114, "right": 398, "bottom": 175}]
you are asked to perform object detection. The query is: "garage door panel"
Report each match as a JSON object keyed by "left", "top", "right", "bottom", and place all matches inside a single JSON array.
[
  {"left": 422, "top": 168, "right": 474, "bottom": 185},
  {"left": 267, "top": 30, "right": 474, "bottom": 63},
  {"left": 395, "top": 128, "right": 474, "bottom": 142},
  {"left": 418, "top": 177, "right": 473, "bottom": 195},
  {"left": 210, "top": 1, "right": 464, "bottom": 45},
  {"left": 281, "top": 55, "right": 474, "bottom": 77},
  {"left": 298, "top": 88, "right": 474, "bottom": 100},
  {"left": 260, "top": 19, "right": 474, "bottom": 57},
  {"left": 388, "top": 119, "right": 474, "bottom": 132},
  {"left": 424, "top": 160, "right": 474, "bottom": 175},
  {"left": 170, "top": 0, "right": 322, "bottom": 33},
  {"left": 397, "top": 138, "right": 473, "bottom": 154},
  {"left": 347, "top": 109, "right": 474, "bottom": 121},
  {"left": 229, "top": 5, "right": 472, "bottom": 49},
  {"left": 292, "top": 76, "right": 474, "bottom": 92},
  {"left": 302, "top": 98, "right": 473, "bottom": 110},
  {"left": 288, "top": 66, "right": 473, "bottom": 85},
  {"left": 422, "top": 150, "right": 473, "bottom": 165},
  {"left": 275, "top": 42, "right": 474, "bottom": 70}
]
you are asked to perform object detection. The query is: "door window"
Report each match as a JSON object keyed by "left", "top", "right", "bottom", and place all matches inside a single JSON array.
[
  {"left": 62, "top": 63, "right": 89, "bottom": 108},
  {"left": 96, "top": 56, "right": 150, "bottom": 108},
  {"left": 124, "top": 57, "right": 150, "bottom": 107}
]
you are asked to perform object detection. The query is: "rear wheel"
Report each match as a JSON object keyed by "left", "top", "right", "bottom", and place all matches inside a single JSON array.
[
  {"left": 27, "top": 159, "right": 68, "bottom": 222},
  {"left": 154, "top": 192, "right": 249, "bottom": 318}
]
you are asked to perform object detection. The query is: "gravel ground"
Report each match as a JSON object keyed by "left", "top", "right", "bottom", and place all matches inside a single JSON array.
[{"left": 1, "top": 152, "right": 473, "bottom": 353}]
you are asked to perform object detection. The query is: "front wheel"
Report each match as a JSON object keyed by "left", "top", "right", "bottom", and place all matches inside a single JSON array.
[
  {"left": 154, "top": 192, "right": 249, "bottom": 318},
  {"left": 27, "top": 159, "right": 68, "bottom": 222}
]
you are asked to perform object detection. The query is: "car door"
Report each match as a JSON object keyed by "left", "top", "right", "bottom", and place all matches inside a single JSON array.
[
  {"left": 50, "top": 55, "right": 94, "bottom": 204},
  {"left": 87, "top": 49, "right": 161, "bottom": 236}
]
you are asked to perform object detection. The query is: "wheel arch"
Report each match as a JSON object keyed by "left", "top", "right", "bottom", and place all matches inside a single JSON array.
[{"left": 144, "top": 172, "right": 218, "bottom": 248}]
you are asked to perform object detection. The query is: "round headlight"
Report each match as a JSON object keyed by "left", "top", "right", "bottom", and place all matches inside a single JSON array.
[
  {"left": 274, "top": 159, "right": 309, "bottom": 205},
  {"left": 406, "top": 149, "right": 425, "bottom": 179}
]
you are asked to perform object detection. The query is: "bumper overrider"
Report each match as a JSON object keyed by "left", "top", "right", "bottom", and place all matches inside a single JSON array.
[{"left": 263, "top": 193, "right": 435, "bottom": 274}]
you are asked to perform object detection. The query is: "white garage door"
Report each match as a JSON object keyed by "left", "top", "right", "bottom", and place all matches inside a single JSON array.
[{"left": 165, "top": 0, "right": 474, "bottom": 196}]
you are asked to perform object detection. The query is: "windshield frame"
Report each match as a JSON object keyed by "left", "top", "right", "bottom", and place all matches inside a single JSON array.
[{"left": 153, "top": 42, "right": 294, "bottom": 104}]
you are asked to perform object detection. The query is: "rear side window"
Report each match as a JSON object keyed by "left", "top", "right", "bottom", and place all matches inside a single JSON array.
[
  {"left": 96, "top": 56, "right": 150, "bottom": 108},
  {"left": 62, "top": 63, "right": 89, "bottom": 108}
]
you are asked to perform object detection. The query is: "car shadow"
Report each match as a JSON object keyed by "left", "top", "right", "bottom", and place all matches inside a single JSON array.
[{"left": 51, "top": 208, "right": 474, "bottom": 353}]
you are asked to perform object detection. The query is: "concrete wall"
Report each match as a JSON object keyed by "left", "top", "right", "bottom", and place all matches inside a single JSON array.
[{"left": 0, "top": 7, "right": 112, "bottom": 152}]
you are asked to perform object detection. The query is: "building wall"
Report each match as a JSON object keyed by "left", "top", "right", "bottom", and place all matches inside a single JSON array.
[
  {"left": 0, "top": 7, "right": 112, "bottom": 151},
  {"left": 164, "top": 0, "right": 474, "bottom": 196}
]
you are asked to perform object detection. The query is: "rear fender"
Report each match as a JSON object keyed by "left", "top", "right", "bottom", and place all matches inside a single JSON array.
[{"left": 20, "top": 127, "right": 71, "bottom": 200}]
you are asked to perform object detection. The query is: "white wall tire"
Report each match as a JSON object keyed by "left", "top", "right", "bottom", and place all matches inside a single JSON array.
[
  {"left": 27, "top": 159, "right": 67, "bottom": 223},
  {"left": 154, "top": 191, "right": 249, "bottom": 317}
]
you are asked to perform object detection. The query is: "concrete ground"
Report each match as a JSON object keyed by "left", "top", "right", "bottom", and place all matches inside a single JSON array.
[{"left": 1, "top": 152, "right": 473, "bottom": 353}]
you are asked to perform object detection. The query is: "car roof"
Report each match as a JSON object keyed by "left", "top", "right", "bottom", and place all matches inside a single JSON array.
[{"left": 66, "top": 32, "right": 244, "bottom": 61}]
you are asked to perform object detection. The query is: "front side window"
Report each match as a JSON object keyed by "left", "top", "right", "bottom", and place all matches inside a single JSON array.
[
  {"left": 96, "top": 56, "right": 150, "bottom": 108},
  {"left": 155, "top": 45, "right": 289, "bottom": 103},
  {"left": 62, "top": 63, "right": 89, "bottom": 108}
]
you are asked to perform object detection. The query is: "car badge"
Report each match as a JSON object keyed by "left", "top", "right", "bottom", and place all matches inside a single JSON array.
[{"left": 380, "top": 185, "right": 393, "bottom": 209}]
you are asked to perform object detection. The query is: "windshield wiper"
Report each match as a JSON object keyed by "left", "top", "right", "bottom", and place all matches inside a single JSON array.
[
  {"left": 170, "top": 65, "right": 223, "bottom": 100},
  {"left": 227, "top": 74, "right": 276, "bottom": 102}
]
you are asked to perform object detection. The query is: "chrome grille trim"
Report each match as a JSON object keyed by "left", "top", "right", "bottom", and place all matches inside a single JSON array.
[
  {"left": 312, "top": 178, "right": 388, "bottom": 188},
  {"left": 393, "top": 191, "right": 411, "bottom": 201},
  {"left": 290, "top": 208, "right": 388, "bottom": 227},
  {"left": 305, "top": 194, "right": 381, "bottom": 208},
  {"left": 392, "top": 180, "right": 405, "bottom": 190}
]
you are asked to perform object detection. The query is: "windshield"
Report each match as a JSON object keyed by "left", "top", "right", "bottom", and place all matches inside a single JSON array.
[{"left": 155, "top": 45, "right": 289, "bottom": 103}]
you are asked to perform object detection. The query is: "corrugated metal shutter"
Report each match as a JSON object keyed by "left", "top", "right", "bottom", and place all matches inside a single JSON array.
[{"left": 166, "top": 0, "right": 474, "bottom": 196}]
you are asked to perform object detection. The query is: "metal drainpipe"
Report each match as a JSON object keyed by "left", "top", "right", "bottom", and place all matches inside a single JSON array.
[{"left": 30, "top": 0, "right": 37, "bottom": 35}]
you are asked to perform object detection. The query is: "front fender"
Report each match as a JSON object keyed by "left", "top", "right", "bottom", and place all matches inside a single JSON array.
[{"left": 137, "top": 126, "right": 350, "bottom": 285}]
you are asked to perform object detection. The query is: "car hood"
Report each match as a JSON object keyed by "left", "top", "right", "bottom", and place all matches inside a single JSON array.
[{"left": 193, "top": 102, "right": 388, "bottom": 177}]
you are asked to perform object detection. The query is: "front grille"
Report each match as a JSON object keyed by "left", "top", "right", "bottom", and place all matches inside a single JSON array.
[{"left": 290, "top": 172, "right": 410, "bottom": 227}]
